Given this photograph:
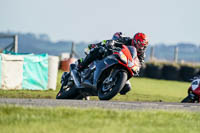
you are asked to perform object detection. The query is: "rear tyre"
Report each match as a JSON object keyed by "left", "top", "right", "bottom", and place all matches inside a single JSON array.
[
  {"left": 181, "top": 95, "right": 194, "bottom": 103},
  {"left": 98, "top": 71, "right": 127, "bottom": 100},
  {"left": 56, "top": 81, "right": 79, "bottom": 99}
]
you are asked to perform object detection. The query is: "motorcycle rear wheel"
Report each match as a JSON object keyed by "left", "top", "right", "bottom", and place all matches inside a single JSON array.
[
  {"left": 98, "top": 71, "right": 127, "bottom": 100},
  {"left": 181, "top": 95, "right": 194, "bottom": 103},
  {"left": 56, "top": 83, "right": 80, "bottom": 99}
]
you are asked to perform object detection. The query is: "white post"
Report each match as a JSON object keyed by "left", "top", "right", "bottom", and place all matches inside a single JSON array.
[
  {"left": 174, "top": 46, "right": 178, "bottom": 63},
  {"left": 150, "top": 46, "right": 154, "bottom": 61},
  {"left": 14, "top": 35, "right": 18, "bottom": 53}
]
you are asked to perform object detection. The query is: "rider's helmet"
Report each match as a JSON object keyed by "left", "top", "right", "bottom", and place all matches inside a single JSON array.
[{"left": 132, "top": 33, "right": 149, "bottom": 52}]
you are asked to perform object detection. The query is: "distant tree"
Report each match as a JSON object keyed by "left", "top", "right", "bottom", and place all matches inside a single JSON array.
[{"left": 39, "top": 34, "right": 50, "bottom": 41}]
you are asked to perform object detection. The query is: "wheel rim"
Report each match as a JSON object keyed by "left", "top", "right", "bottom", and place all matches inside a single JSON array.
[{"left": 101, "top": 75, "right": 118, "bottom": 93}]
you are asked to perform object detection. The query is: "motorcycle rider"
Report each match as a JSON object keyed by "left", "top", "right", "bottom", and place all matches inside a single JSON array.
[
  {"left": 76, "top": 32, "right": 149, "bottom": 95},
  {"left": 78, "top": 32, "right": 148, "bottom": 71}
]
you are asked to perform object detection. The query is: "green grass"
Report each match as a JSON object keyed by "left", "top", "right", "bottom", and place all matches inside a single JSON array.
[
  {"left": 0, "top": 70, "right": 190, "bottom": 102},
  {"left": 0, "top": 72, "right": 196, "bottom": 133},
  {"left": 0, "top": 105, "right": 200, "bottom": 133},
  {"left": 111, "top": 78, "right": 190, "bottom": 102}
]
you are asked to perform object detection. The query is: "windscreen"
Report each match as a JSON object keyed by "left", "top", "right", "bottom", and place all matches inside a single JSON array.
[{"left": 127, "top": 46, "right": 137, "bottom": 58}]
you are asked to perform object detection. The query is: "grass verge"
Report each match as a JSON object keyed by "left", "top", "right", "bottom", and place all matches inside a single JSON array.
[{"left": 0, "top": 105, "right": 200, "bottom": 133}]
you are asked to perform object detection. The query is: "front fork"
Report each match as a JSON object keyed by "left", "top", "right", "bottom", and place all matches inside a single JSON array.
[
  {"left": 102, "top": 69, "right": 126, "bottom": 92},
  {"left": 102, "top": 69, "right": 116, "bottom": 92}
]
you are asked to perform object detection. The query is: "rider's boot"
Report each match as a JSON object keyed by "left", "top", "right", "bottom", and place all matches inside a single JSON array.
[
  {"left": 77, "top": 54, "right": 93, "bottom": 72},
  {"left": 120, "top": 80, "right": 132, "bottom": 95},
  {"left": 76, "top": 56, "right": 94, "bottom": 87}
]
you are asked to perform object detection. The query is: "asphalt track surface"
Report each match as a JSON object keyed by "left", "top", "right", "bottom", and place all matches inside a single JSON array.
[{"left": 1, "top": 98, "right": 200, "bottom": 112}]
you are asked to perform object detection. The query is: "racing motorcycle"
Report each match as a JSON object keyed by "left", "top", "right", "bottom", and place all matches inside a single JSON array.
[
  {"left": 56, "top": 44, "right": 140, "bottom": 100},
  {"left": 181, "top": 75, "right": 200, "bottom": 103}
]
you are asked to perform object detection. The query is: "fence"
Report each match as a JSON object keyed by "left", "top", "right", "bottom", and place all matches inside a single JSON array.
[
  {"left": 0, "top": 34, "right": 18, "bottom": 53},
  {"left": 146, "top": 44, "right": 200, "bottom": 64}
]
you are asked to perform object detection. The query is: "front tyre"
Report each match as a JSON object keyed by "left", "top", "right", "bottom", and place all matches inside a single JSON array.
[{"left": 98, "top": 71, "right": 128, "bottom": 100}]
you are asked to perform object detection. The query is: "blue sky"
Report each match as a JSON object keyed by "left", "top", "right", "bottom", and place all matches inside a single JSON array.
[{"left": 0, "top": 0, "right": 200, "bottom": 45}]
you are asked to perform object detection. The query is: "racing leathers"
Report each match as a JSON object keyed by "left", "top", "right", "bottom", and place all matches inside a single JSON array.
[{"left": 78, "top": 37, "right": 146, "bottom": 72}]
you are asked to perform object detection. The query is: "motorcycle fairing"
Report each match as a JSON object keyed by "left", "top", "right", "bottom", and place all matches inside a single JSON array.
[
  {"left": 92, "top": 45, "right": 139, "bottom": 88},
  {"left": 113, "top": 45, "right": 139, "bottom": 76},
  {"left": 92, "top": 55, "right": 119, "bottom": 88}
]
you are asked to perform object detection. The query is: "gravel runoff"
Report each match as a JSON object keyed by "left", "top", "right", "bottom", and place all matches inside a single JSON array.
[{"left": 1, "top": 98, "right": 200, "bottom": 112}]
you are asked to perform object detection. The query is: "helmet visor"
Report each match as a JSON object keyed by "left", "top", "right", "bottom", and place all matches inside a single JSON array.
[{"left": 135, "top": 40, "right": 147, "bottom": 52}]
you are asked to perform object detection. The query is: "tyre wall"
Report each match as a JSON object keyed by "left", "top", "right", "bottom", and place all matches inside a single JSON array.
[{"left": 141, "top": 62, "right": 200, "bottom": 82}]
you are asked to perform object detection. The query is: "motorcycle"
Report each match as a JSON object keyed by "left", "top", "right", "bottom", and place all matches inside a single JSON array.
[
  {"left": 181, "top": 75, "right": 200, "bottom": 103},
  {"left": 56, "top": 44, "right": 140, "bottom": 100}
]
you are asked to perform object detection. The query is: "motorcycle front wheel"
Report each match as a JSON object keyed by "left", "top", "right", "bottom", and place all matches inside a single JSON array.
[{"left": 98, "top": 71, "right": 128, "bottom": 100}]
